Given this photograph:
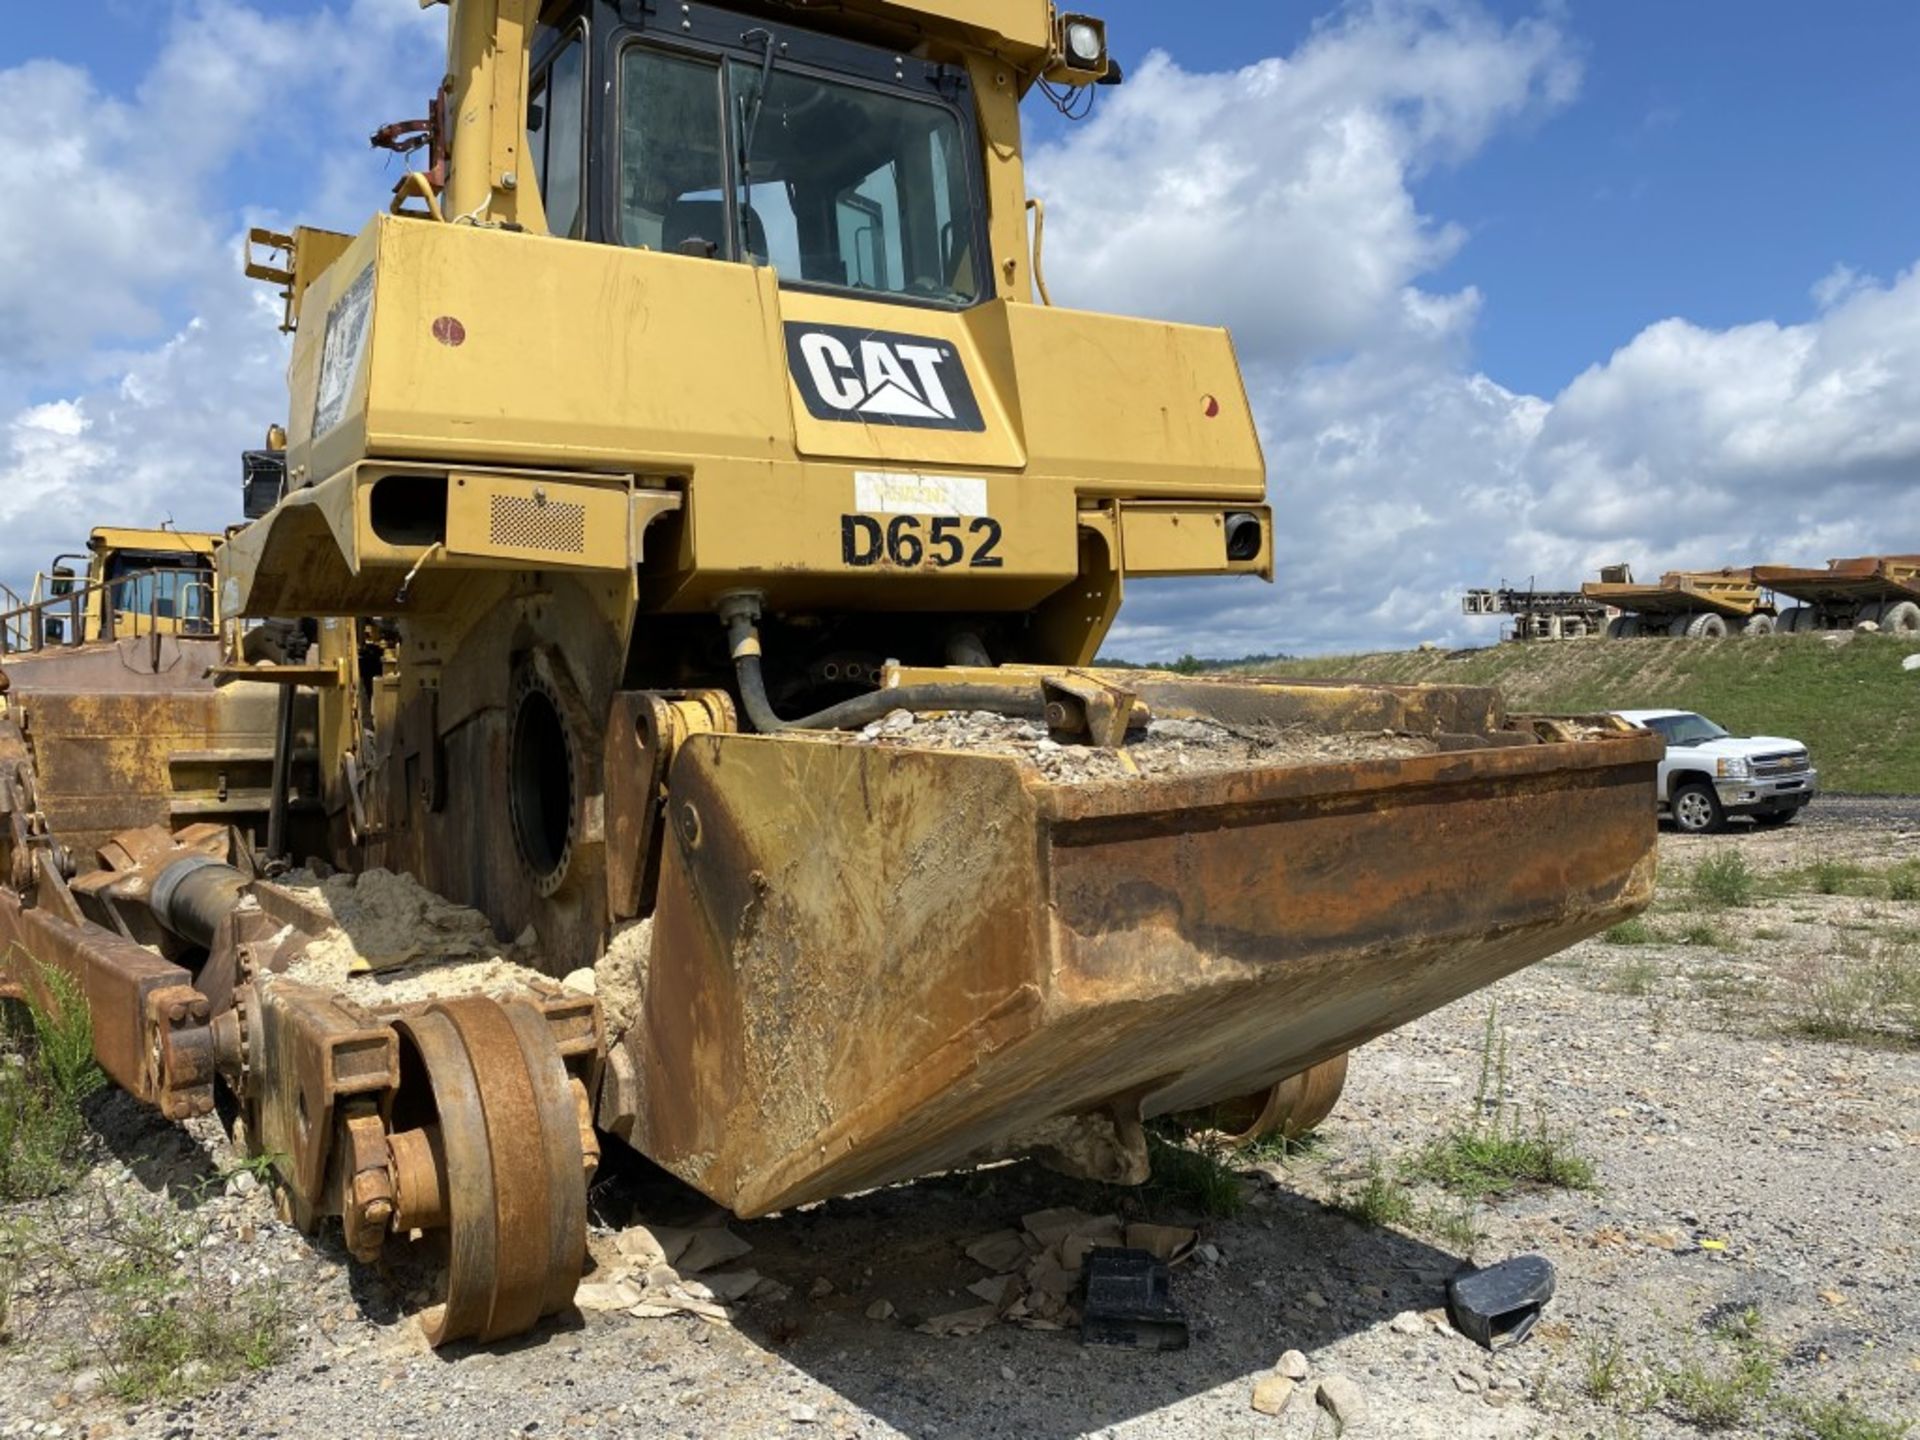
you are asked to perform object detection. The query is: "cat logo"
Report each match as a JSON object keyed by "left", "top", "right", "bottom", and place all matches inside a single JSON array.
[{"left": 785, "top": 322, "right": 986, "bottom": 432}]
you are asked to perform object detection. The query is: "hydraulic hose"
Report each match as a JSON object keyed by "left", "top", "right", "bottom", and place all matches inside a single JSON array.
[{"left": 720, "top": 604, "right": 1046, "bottom": 734}]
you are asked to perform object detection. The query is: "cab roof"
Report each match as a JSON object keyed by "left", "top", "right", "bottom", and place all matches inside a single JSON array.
[{"left": 88, "top": 527, "right": 221, "bottom": 556}]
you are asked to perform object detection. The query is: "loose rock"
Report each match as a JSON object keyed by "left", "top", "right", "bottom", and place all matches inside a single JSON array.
[
  {"left": 1250, "top": 1373, "right": 1296, "bottom": 1416},
  {"left": 1316, "top": 1374, "right": 1369, "bottom": 1431}
]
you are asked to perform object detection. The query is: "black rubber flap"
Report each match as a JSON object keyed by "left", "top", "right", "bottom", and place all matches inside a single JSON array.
[
  {"left": 1447, "top": 1254, "right": 1556, "bottom": 1351},
  {"left": 1080, "top": 1247, "right": 1189, "bottom": 1351}
]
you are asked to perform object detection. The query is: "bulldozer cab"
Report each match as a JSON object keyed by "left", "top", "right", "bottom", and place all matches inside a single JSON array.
[{"left": 524, "top": 5, "right": 989, "bottom": 309}]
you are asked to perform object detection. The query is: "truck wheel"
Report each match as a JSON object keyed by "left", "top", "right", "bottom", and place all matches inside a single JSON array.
[
  {"left": 1778, "top": 607, "right": 1812, "bottom": 633},
  {"left": 1878, "top": 600, "right": 1920, "bottom": 635},
  {"left": 1684, "top": 613, "right": 1728, "bottom": 639},
  {"left": 1742, "top": 613, "right": 1775, "bottom": 636},
  {"left": 1672, "top": 780, "right": 1726, "bottom": 835},
  {"left": 1666, "top": 615, "right": 1693, "bottom": 637},
  {"left": 1605, "top": 616, "right": 1642, "bottom": 639}
]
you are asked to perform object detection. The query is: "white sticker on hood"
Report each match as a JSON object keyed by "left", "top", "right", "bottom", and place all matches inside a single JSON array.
[{"left": 854, "top": 471, "right": 990, "bottom": 517}]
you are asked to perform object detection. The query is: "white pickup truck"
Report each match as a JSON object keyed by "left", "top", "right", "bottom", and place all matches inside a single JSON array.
[{"left": 1613, "top": 709, "right": 1818, "bottom": 834}]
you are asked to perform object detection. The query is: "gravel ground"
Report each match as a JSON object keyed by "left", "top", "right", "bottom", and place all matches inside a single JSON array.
[{"left": 3, "top": 801, "right": 1916, "bottom": 1440}]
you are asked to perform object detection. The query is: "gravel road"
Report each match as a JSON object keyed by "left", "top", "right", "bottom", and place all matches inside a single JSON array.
[
  {"left": 1798, "top": 792, "right": 1920, "bottom": 833},
  {"left": 4, "top": 808, "right": 1916, "bottom": 1440}
]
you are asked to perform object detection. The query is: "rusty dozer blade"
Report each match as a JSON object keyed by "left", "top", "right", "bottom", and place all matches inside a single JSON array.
[{"left": 605, "top": 677, "right": 1660, "bottom": 1218}]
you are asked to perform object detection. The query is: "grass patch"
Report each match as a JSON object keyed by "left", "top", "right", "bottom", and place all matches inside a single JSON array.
[
  {"left": 1600, "top": 954, "right": 1660, "bottom": 996},
  {"left": 1782, "top": 1398, "right": 1913, "bottom": 1440},
  {"left": 1239, "top": 633, "right": 1920, "bottom": 794},
  {"left": 1777, "top": 859, "right": 1920, "bottom": 902},
  {"left": 1811, "top": 859, "right": 1870, "bottom": 896},
  {"left": 1692, "top": 851, "right": 1757, "bottom": 909},
  {"left": 1334, "top": 1157, "right": 1414, "bottom": 1229},
  {"left": 1232, "top": 1128, "right": 1324, "bottom": 1167},
  {"left": 2, "top": 964, "right": 105, "bottom": 1202},
  {"left": 8, "top": 1189, "right": 293, "bottom": 1401},
  {"left": 73, "top": 1206, "right": 290, "bottom": 1401},
  {"left": 1406, "top": 1006, "right": 1596, "bottom": 1198},
  {"left": 1146, "top": 1133, "right": 1245, "bottom": 1218},
  {"left": 1581, "top": 1334, "right": 1629, "bottom": 1402},
  {"left": 1678, "top": 919, "right": 1728, "bottom": 948},
  {"left": 1657, "top": 1347, "right": 1776, "bottom": 1430},
  {"left": 1409, "top": 1123, "right": 1597, "bottom": 1197},
  {"left": 1781, "top": 938, "right": 1920, "bottom": 1045},
  {"left": 1583, "top": 1307, "right": 1909, "bottom": 1438},
  {"left": 1332, "top": 1159, "right": 1479, "bottom": 1249},
  {"left": 1417, "top": 1199, "right": 1480, "bottom": 1251},
  {"left": 1602, "top": 917, "right": 1656, "bottom": 946}
]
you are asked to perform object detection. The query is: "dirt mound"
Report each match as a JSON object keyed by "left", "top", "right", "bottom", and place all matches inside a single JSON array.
[
  {"left": 850, "top": 709, "right": 1435, "bottom": 784},
  {"left": 270, "top": 869, "right": 552, "bottom": 1005}
]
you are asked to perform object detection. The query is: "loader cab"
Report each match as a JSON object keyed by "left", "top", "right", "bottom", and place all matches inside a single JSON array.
[
  {"left": 74, "top": 530, "right": 216, "bottom": 642},
  {"left": 526, "top": 1, "right": 991, "bottom": 310},
  {"left": 5, "top": 528, "right": 217, "bottom": 653}
]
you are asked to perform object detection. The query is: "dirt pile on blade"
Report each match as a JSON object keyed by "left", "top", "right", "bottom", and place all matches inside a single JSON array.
[
  {"left": 594, "top": 919, "right": 653, "bottom": 1039},
  {"left": 850, "top": 709, "right": 1436, "bottom": 783},
  {"left": 271, "top": 868, "right": 552, "bottom": 1004}
]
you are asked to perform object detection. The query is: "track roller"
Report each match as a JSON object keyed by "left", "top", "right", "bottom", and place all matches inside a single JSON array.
[
  {"left": 1210, "top": 1053, "right": 1351, "bottom": 1146},
  {"left": 389, "top": 996, "right": 590, "bottom": 1346}
]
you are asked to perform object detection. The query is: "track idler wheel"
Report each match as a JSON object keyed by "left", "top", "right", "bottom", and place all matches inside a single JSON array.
[
  {"left": 1212, "top": 1053, "right": 1351, "bottom": 1146},
  {"left": 390, "top": 997, "right": 590, "bottom": 1346}
]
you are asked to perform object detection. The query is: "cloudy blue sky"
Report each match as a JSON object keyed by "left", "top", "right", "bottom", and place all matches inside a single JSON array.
[{"left": 3, "top": 1, "right": 1917, "bottom": 657}]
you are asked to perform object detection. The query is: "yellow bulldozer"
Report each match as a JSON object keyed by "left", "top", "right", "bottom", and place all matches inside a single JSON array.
[{"left": 0, "top": 0, "right": 1660, "bottom": 1347}]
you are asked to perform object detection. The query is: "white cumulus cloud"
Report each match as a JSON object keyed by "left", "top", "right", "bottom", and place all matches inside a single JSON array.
[
  {"left": 3, "top": 0, "right": 1917, "bottom": 663},
  {"left": 0, "top": 0, "right": 442, "bottom": 586},
  {"left": 1035, "top": 2, "right": 1920, "bottom": 658}
]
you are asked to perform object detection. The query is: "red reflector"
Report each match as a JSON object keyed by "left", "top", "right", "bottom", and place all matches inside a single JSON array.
[
  {"left": 432, "top": 316, "right": 467, "bottom": 347},
  {"left": 1202, "top": 394, "right": 1220, "bottom": 418}
]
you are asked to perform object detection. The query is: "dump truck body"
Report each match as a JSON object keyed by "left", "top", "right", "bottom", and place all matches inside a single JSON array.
[
  {"left": 1584, "top": 567, "right": 1775, "bottom": 638},
  {"left": 1751, "top": 556, "right": 1920, "bottom": 634}
]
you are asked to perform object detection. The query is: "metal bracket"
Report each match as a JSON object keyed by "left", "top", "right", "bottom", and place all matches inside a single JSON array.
[{"left": 1042, "top": 671, "right": 1139, "bottom": 748}]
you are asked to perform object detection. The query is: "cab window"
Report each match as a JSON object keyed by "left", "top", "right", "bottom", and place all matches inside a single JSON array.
[
  {"left": 528, "top": 32, "right": 587, "bottom": 239},
  {"left": 728, "top": 61, "right": 978, "bottom": 305},
  {"left": 105, "top": 552, "right": 213, "bottom": 628},
  {"left": 617, "top": 48, "right": 729, "bottom": 253}
]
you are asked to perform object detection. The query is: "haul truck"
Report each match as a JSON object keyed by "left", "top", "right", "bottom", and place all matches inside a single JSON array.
[
  {"left": 0, "top": 0, "right": 1660, "bottom": 1347},
  {"left": 1751, "top": 554, "right": 1920, "bottom": 635},
  {"left": 1584, "top": 564, "right": 1777, "bottom": 638}
]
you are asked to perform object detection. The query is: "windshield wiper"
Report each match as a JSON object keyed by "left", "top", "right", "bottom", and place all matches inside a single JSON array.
[{"left": 737, "top": 29, "right": 777, "bottom": 264}]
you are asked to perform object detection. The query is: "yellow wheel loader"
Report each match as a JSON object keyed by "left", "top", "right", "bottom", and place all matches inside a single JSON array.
[{"left": 0, "top": 0, "right": 1659, "bottom": 1347}]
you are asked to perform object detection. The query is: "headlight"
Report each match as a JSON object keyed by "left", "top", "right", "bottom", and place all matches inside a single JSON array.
[
  {"left": 1716, "top": 757, "right": 1750, "bottom": 779},
  {"left": 1065, "top": 18, "right": 1105, "bottom": 65}
]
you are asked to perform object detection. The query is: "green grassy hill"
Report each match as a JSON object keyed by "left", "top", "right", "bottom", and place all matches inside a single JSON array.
[{"left": 1244, "top": 635, "right": 1920, "bottom": 794}]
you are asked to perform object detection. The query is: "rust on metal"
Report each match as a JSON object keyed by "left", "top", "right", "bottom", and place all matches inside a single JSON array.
[
  {"left": 622, "top": 700, "right": 1661, "bottom": 1217},
  {"left": 393, "top": 996, "right": 589, "bottom": 1346},
  {"left": 1204, "top": 1054, "right": 1351, "bottom": 1146}
]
